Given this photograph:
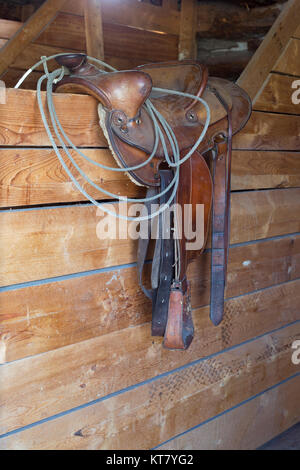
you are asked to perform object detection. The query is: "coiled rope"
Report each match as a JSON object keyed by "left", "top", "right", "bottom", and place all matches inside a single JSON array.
[{"left": 15, "top": 54, "right": 210, "bottom": 221}]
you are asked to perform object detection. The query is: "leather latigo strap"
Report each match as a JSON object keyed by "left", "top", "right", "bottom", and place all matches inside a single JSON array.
[{"left": 137, "top": 170, "right": 175, "bottom": 337}]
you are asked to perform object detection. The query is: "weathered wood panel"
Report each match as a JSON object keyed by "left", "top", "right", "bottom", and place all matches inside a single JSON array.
[
  {"left": 0, "top": 323, "right": 298, "bottom": 446},
  {"left": 0, "top": 148, "right": 142, "bottom": 207},
  {"left": 232, "top": 150, "right": 300, "bottom": 190},
  {"left": 273, "top": 38, "right": 300, "bottom": 77},
  {"left": 254, "top": 73, "right": 300, "bottom": 114},
  {"left": 1, "top": 235, "right": 299, "bottom": 362},
  {"left": 233, "top": 112, "right": 300, "bottom": 150},
  {"left": 158, "top": 375, "right": 300, "bottom": 450},
  {"left": 0, "top": 189, "right": 299, "bottom": 286},
  {"left": 2, "top": 148, "right": 300, "bottom": 207}
]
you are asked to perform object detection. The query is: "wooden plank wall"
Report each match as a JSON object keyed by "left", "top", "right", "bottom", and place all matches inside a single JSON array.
[
  {"left": 0, "top": 0, "right": 180, "bottom": 89},
  {"left": 0, "top": 7, "right": 300, "bottom": 452}
]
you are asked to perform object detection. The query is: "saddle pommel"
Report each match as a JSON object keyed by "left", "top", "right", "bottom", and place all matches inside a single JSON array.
[{"left": 54, "top": 53, "right": 153, "bottom": 119}]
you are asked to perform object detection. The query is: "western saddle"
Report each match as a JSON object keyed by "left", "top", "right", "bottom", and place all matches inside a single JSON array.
[{"left": 54, "top": 53, "right": 252, "bottom": 350}]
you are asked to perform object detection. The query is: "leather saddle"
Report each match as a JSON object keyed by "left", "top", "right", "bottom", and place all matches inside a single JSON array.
[{"left": 54, "top": 53, "right": 252, "bottom": 350}]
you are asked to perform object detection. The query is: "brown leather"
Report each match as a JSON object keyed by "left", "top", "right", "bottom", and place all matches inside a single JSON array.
[
  {"left": 164, "top": 281, "right": 193, "bottom": 350},
  {"left": 54, "top": 54, "right": 252, "bottom": 350}
]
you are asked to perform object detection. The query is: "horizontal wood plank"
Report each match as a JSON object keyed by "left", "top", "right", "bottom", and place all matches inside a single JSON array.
[
  {"left": 0, "top": 148, "right": 143, "bottom": 207},
  {"left": 254, "top": 73, "right": 300, "bottom": 114},
  {"left": 158, "top": 375, "right": 300, "bottom": 450},
  {"left": 0, "top": 189, "right": 300, "bottom": 286},
  {"left": 3, "top": 90, "right": 299, "bottom": 151},
  {"left": 34, "top": 14, "right": 178, "bottom": 63},
  {"left": 0, "top": 323, "right": 298, "bottom": 446},
  {"left": 233, "top": 111, "right": 300, "bottom": 150},
  {"left": 0, "top": 19, "right": 20, "bottom": 39},
  {"left": 2, "top": 148, "right": 300, "bottom": 207},
  {"left": 273, "top": 38, "right": 300, "bottom": 77},
  {"left": 230, "top": 188, "right": 300, "bottom": 244},
  {"left": 1, "top": 235, "right": 299, "bottom": 362},
  {"left": 231, "top": 150, "right": 300, "bottom": 190},
  {"left": 0, "top": 88, "right": 106, "bottom": 147},
  {"left": 59, "top": 0, "right": 180, "bottom": 35}
]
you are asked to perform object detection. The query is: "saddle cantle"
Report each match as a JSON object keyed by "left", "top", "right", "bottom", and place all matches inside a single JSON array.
[{"left": 54, "top": 53, "right": 252, "bottom": 350}]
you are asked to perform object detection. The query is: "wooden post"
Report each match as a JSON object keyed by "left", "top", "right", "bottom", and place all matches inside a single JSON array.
[
  {"left": 84, "top": 0, "right": 104, "bottom": 60},
  {"left": 0, "top": 0, "right": 67, "bottom": 76},
  {"left": 178, "top": 0, "right": 198, "bottom": 60}
]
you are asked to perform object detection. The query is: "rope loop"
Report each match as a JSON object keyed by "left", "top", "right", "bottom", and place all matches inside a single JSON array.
[{"left": 15, "top": 54, "right": 211, "bottom": 222}]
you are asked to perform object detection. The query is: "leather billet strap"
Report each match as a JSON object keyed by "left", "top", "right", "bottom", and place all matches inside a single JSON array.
[
  {"left": 209, "top": 140, "right": 228, "bottom": 326},
  {"left": 137, "top": 170, "right": 175, "bottom": 336},
  {"left": 209, "top": 109, "right": 232, "bottom": 326}
]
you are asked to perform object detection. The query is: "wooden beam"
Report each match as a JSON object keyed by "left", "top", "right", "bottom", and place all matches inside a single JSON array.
[
  {"left": 84, "top": 0, "right": 104, "bottom": 59},
  {"left": 237, "top": 0, "right": 300, "bottom": 101},
  {"left": 0, "top": 0, "right": 67, "bottom": 76},
  {"left": 178, "top": 0, "right": 197, "bottom": 60}
]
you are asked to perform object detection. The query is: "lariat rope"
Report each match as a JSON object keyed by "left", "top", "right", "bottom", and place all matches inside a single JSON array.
[{"left": 15, "top": 54, "right": 210, "bottom": 221}]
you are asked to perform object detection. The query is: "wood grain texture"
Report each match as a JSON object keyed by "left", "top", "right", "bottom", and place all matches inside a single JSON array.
[
  {"left": 232, "top": 111, "right": 300, "bottom": 150},
  {"left": 0, "top": 19, "right": 21, "bottom": 39},
  {"left": 0, "top": 323, "right": 298, "bottom": 446},
  {"left": 84, "top": 0, "right": 104, "bottom": 60},
  {"left": 158, "top": 375, "right": 300, "bottom": 450},
  {"left": 237, "top": 0, "right": 300, "bottom": 100},
  {"left": 1, "top": 235, "right": 299, "bottom": 363},
  {"left": 178, "top": 0, "right": 197, "bottom": 60},
  {"left": 294, "top": 24, "right": 300, "bottom": 39},
  {"left": 229, "top": 189, "right": 300, "bottom": 244},
  {"left": 254, "top": 73, "right": 300, "bottom": 114},
  {"left": 0, "top": 148, "right": 143, "bottom": 207},
  {"left": 0, "top": 0, "right": 67, "bottom": 75},
  {"left": 273, "top": 38, "right": 300, "bottom": 77},
  {"left": 231, "top": 151, "right": 300, "bottom": 190},
  {"left": 0, "top": 189, "right": 299, "bottom": 286},
  {"left": 2, "top": 90, "right": 299, "bottom": 150},
  {"left": 2, "top": 148, "right": 300, "bottom": 207},
  {"left": 61, "top": 0, "right": 180, "bottom": 35},
  {"left": 34, "top": 13, "right": 178, "bottom": 62},
  {"left": 0, "top": 88, "right": 106, "bottom": 147}
]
